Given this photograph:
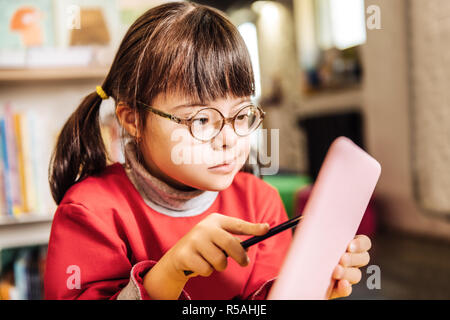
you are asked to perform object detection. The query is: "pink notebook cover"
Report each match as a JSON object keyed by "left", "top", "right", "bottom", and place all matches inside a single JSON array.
[{"left": 268, "top": 136, "right": 381, "bottom": 300}]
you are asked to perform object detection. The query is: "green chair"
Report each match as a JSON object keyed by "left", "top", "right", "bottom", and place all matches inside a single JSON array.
[{"left": 263, "top": 174, "right": 311, "bottom": 219}]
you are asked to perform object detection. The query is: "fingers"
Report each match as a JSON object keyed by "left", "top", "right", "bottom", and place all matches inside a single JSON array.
[
  {"left": 197, "top": 241, "right": 228, "bottom": 272},
  {"left": 330, "top": 279, "right": 352, "bottom": 299},
  {"left": 332, "top": 265, "right": 362, "bottom": 284},
  {"left": 348, "top": 234, "right": 372, "bottom": 253},
  {"left": 339, "top": 251, "right": 370, "bottom": 268},
  {"left": 212, "top": 229, "right": 249, "bottom": 267},
  {"left": 218, "top": 215, "right": 269, "bottom": 236},
  {"left": 180, "top": 213, "right": 265, "bottom": 279},
  {"left": 185, "top": 252, "right": 214, "bottom": 278}
]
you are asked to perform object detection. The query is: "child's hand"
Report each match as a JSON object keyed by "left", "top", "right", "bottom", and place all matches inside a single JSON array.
[
  {"left": 328, "top": 234, "right": 372, "bottom": 299},
  {"left": 159, "top": 213, "right": 270, "bottom": 282}
]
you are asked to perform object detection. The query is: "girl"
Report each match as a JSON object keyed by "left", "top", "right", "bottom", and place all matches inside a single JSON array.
[{"left": 45, "top": 1, "right": 371, "bottom": 300}]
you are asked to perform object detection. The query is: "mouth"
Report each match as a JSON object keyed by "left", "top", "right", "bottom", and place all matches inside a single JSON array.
[
  {"left": 207, "top": 157, "right": 238, "bottom": 173},
  {"left": 208, "top": 157, "right": 237, "bottom": 169}
]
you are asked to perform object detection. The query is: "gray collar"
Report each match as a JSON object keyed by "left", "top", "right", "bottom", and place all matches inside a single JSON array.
[{"left": 123, "top": 142, "right": 218, "bottom": 217}]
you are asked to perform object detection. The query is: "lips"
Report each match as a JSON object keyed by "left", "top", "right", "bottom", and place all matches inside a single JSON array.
[
  {"left": 208, "top": 158, "right": 237, "bottom": 169},
  {"left": 207, "top": 159, "right": 237, "bottom": 174}
]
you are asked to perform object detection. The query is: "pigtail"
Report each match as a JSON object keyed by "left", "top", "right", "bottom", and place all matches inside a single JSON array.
[{"left": 49, "top": 90, "right": 108, "bottom": 204}]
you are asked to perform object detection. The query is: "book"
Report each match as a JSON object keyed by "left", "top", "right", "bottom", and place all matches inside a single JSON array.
[
  {"left": 20, "top": 112, "right": 38, "bottom": 214},
  {"left": 13, "top": 249, "right": 28, "bottom": 300},
  {"left": 54, "top": 0, "right": 120, "bottom": 48},
  {"left": 0, "top": 147, "right": 4, "bottom": 216},
  {"left": 0, "top": 104, "right": 58, "bottom": 217},
  {"left": 1, "top": 246, "right": 47, "bottom": 300},
  {"left": 0, "top": 0, "right": 55, "bottom": 50},
  {"left": 0, "top": 117, "right": 13, "bottom": 216},
  {"left": 0, "top": 103, "right": 122, "bottom": 218},
  {"left": 14, "top": 113, "right": 28, "bottom": 214},
  {"left": 4, "top": 104, "right": 23, "bottom": 216}
]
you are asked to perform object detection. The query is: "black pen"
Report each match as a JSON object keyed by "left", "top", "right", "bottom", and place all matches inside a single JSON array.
[{"left": 183, "top": 215, "right": 303, "bottom": 276}]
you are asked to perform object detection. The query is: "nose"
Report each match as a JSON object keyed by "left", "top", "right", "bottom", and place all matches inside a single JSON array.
[{"left": 211, "top": 121, "right": 238, "bottom": 150}]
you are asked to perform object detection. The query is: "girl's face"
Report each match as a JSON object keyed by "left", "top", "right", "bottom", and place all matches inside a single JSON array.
[{"left": 138, "top": 92, "right": 252, "bottom": 191}]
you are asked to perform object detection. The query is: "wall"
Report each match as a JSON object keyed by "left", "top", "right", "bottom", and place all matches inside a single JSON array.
[
  {"left": 362, "top": 0, "right": 450, "bottom": 239},
  {"left": 409, "top": 0, "right": 450, "bottom": 215}
]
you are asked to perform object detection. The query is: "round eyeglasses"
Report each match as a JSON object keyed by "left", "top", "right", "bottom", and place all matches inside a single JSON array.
[{"left": 137, "top": 101, "right": 266, "bottom": 142}]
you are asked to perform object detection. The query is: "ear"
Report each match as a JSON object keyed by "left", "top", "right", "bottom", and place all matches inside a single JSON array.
[{"left": 115, "top": 102, "right": 141, "bottom": 139}]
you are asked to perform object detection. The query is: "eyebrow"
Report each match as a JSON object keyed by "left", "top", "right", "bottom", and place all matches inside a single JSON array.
[{"left": 171, "top": 97, "right": 251, "bottom": 112}]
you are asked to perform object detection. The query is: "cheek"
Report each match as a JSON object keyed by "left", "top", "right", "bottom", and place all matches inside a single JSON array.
[
  {"left": 153, "top": 126, "right": 194, "bottom": 164},
  {"left": 141, "top": 117, "right": 179, "bottom": 161},
  {"left": 237, "top": 137, "right": 251, "bottom": 163}
]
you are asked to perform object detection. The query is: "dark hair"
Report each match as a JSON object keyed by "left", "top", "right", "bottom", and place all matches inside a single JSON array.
[{"left": 49, "top": 1, "right": 256, "bottom": 204}]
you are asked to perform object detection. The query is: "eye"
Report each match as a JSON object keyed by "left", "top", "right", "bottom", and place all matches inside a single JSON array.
[
  {"left": 236, "top": 114, "right": 248, "bottom": 121},
  {"left": 193, "top": 117, "right": 209, "bottom": 126}
]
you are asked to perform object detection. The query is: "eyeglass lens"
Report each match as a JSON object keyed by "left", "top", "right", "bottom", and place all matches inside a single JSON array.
[{"left": 190, "top": 105, "right": 261, "bottom": 141}]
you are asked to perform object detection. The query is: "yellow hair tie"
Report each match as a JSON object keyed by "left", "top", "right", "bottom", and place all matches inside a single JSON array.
[{"left": 96, "top": 86, "right": 109, "bottom": 100}]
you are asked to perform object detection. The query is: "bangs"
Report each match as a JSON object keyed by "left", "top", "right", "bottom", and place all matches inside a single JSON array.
[{"left": 135, "top": 4, "right": 255, "bottom": 104}]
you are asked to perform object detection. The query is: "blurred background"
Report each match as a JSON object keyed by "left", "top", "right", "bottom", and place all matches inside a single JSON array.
[{"left": 0, "top": 0, "right": 449, "bottom": 300}]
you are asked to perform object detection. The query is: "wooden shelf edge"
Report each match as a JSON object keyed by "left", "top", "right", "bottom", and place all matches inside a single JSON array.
[
  {"left": 0, "top": 214, "right": 53, "bottom": 226},
  {"left": 297, "top": 87, "right": 364, "bottom": 116},
  {"left": 0, "top": 218, "right": 52, "bottom": 251},
  {"left": 0, "top": 66, "right": 109, "bottom": 82}
]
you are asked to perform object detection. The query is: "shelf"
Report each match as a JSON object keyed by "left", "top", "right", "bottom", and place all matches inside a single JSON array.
[
  {"left": 0, "top": 214, "right": 53, "bottom": 250},
  {"left": 0, "top": 214, "right": 53, "bottom": 226},
  {"left": 0, "top": 66, "right": 109, "bottom": 82},
  {"left": 298, "top": 86, "right": 363, "bottom": 116}
]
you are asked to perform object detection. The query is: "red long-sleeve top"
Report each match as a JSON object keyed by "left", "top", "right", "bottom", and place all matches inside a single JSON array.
[{"left": 44, "top": 163, "right": 292, "bottom": 300}]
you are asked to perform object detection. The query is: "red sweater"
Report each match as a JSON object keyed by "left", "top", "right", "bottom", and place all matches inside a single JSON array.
[{"left": 44, "top": 163, "right": 292, "bottom": 300}]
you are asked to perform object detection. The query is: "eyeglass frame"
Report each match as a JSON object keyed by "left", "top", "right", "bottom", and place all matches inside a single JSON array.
[{"left": 136, "top": 100, "right": 266, "bottom": 142}]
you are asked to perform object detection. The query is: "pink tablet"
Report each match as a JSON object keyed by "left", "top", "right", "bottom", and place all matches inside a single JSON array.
[{"left": 268, "top": 136, "right": 381, "bottom": 300}]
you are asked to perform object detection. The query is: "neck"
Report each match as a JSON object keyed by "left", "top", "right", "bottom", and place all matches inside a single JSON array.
[{"left": 123, "top": 141, "right": 218, "bottom": 217}]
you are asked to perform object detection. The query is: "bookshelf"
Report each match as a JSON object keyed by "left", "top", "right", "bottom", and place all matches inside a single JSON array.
[
  {"left": 0, "top": 67, "right": 109, "bottom": 82},
  {"left": 0, "top": 0, "right": 126, "bottom": 299},
  {"left": 0, "top": 65, "right": 109, "bottom": 252},
  {"left": 0, "top": 214, "right": 52, "bottom": 279},
  {"left": 0, "top": 215, "right": 52, "bottom": 250},
  {"left": 0, "top": 64, "right": 121, "bottom": 252},
  {"left": 0, "top": 214, "right": 53, "bottom": 226},
  {"left": 0, "top": 63, "right": 121, "bottom": 299}
]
